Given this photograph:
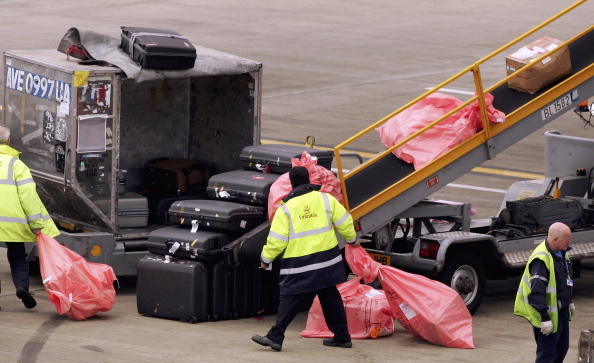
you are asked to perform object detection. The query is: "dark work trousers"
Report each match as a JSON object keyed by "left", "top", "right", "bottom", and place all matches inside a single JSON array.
[
  {"left": 266, "top": 285, "right": 350, "bottom": 345},
  {"left": 532, "top": 307, "right": 569, "bottom": 363},
  {"left": 5, "top": 242, "right": 30, "bottom": 290}
]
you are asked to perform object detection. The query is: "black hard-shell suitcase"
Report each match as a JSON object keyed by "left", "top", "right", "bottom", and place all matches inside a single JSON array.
[
  {"left": 120, "top": 27, "right": 196, "bottom": 70},
  {"left": 207, "top": 170, "right": 279, "bottom": 206},
  {"left": 147, "top": 225, "right": 232, "bottom": 260},
  {"left": 168, "top": 199, "right": 265, "bottom": 233},
  {"left": 210, "top": 260, "right": 233, "bottom": 321},
  {"left": 144, "top": 158, "right": 210, "bottom": 196},
  {"left": 144, "top": 192, "right": 206, "bottom": 225},
  {"left": 239, "top": 144, "right": 334, "bottom": 174},
  {"left": 136, "top": 255, "right": 209, "bottom": 323},
  {"left": 506, "top": 196, "right": 583, "bottom": 233}
]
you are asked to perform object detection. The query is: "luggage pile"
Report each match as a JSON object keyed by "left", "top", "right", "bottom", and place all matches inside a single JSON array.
[{"left": 136, "top": 144, "right": 334, "bottom": 323}]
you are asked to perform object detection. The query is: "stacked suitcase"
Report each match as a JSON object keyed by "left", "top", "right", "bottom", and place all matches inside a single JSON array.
[{"left": 137, "top": 144, "right": 333, "bottom": 323}]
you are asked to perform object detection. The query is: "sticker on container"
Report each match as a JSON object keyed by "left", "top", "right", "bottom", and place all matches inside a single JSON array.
[
  {"left": 240, "top": 220, "right": 247, "bottom": 229},
  {"left": 42, "top": 111, "right": 56, "bottom": 145},
  {"left": 399, "top": 302, "right": 417, "bottom": 321}
]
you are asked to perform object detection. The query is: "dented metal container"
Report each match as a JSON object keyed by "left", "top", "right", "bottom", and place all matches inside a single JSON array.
[{"left": 2, "top": 48, "right": 262, "bottom": 275}]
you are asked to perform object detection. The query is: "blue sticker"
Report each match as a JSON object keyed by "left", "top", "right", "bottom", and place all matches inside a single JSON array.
[{"left": 5, "top": 66, "right": 71, "bottom": 102}]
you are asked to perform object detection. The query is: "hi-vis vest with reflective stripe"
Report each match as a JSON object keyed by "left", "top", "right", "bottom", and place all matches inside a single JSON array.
[
  {"left": 0, "top": 145, "right": 59, "bottom": 242},
  {"left": 262, "top": 190, "right": 356, "bottom": 294},
  {"left": 514, "top": 241, "right": 563, "bottom": 332}
]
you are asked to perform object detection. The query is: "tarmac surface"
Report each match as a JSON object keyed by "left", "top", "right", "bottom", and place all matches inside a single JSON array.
[{"left": 1, "top": 0, "right": 594, "bottom": 362}]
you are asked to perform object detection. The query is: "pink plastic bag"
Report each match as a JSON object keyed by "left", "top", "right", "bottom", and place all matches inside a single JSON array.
[
  {"left": 267, "top": 151, "right": 344, "bottom": 220},
  {"left": 345, "top": 242, "right": 379, "bottom": 283},
  {"left": 345, "top": 245, "right": 475, "bottom": 348},
  {"left": 301, "top": 278, "right": 394, "bottom": 339},
  {"left": 37, "top": 233, "right": 117, "bottom": 320},
  {"left": 376, "top": 92, "right": 505, "bottom": 170}
]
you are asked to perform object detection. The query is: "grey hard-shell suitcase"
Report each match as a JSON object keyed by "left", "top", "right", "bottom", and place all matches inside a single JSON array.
[
  {"left": 136, "top": 255, "right": 209, "bottom": 323},
  {"left": 120, "top": 27, "right": 196, "bottom": 70},
  {"left": 207, "top": 170, "right": 279, "bottom": 206},
  {"left": 118, "top": 192, "right": 149, "bottom": 228},
  {"left": 168, "top": 199, "right": 265, "bottom": 232},
  {"left": 239, "top": 144, "right": 334, "bottom": 174},
  {"left": 147, "top": 225, "right": 232, "bottom": 260}
]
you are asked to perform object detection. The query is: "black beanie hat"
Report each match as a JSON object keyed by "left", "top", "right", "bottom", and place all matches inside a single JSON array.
[{"left": 289, "top": 166, "right": 310, "bottom": 188}]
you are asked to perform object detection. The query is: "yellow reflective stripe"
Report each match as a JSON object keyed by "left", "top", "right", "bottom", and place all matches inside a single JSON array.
[
  {"left": 0, "top": 216, "right": 28, "bottom": 224},
  {"left": 280, "top": 204, "right": 294, "bottom": 236},
  {"left": 0, "top": 158, "right": 16, "bottom": 185},
  {"left": 16, "top": 178, "right": 34, "bottom": 186},
  {"left": 531, "top": 274, "right": 548, "bottom": 283},
  {"left": 279, "top": 254, "right": 343, "bottom": 275},
  {"left": 321, "top": 193, "right": 332, "bottom": 227},
  {"left": 334, "top": 211, "right": 350, "bottom": 227},
  {"left": 290, "top": 225, "right": 333, "bottom": 239},
  {"left": 269, "top": 231, "right": 289, "bottom": 242}
]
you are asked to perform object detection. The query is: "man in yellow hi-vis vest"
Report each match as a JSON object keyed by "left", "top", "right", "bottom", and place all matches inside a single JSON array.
[
  {"left": 0, "top": 126, "right": 59, "bottom": 309},
  {"left": 514, "top": 222, "right": 574, "bottom": 363},
  {"left": 252, "top": 166, "right": 358, "bottom": 352}
]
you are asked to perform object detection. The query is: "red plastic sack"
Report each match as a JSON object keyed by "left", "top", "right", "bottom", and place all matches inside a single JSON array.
[
  {"left": 301, "top": 278, "right": 394, "bottom": 339},
  {"left": 345, "top": 245, "right": 475, "bottom": 348},
  {"left": 376, "top": 92, "right": 505, "bottom": 170},
  {"left": 267, "top": 151, "right": 344, "bottom": 220},
  {"left": 37, "top": 233, "right": 117, "bottom": 320}
]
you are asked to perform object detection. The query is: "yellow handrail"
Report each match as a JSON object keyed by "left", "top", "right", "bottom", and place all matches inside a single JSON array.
[{"left": 334, "top": 0, "right": 590, "bottom": 216}]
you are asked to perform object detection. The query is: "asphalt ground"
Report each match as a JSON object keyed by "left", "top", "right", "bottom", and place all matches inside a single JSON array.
[{"left": 1, "top": 0, "right": 593, "bottom": 362}]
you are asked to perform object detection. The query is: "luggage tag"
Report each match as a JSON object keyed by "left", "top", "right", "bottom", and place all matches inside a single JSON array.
[
  {"left": 168, "top": 241, "right": 181, "bottom": 254},
  {"left": 191, "top": 219, "right": 199, "bottom": 233},
  {"left": 567, "top": 278, "right": 573, "bottom": 287},
  {"left": 218, "top": 189, "right": 231, "bottom": 199}
]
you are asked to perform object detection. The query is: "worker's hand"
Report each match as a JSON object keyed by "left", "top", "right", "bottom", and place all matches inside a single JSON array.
[
  {"left": 540, "top": 320, "right": 553, "bottom": 335},
  {"left": 260, "top": 261, "right": 269, "bottom": 270},
  {"left": 32, "top": 229, "right": 41, "bottom": 236},
  {"left": 569, "top": 303, "right": 576, "bottom": 316},
  {"left": 352, "top": 240, "right": 361, "bottom": 247}
]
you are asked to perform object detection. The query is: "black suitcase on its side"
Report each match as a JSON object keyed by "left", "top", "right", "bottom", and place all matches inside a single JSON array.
[
  {"left": 210, "top": 260, "right": 233, "bottom": 321},
  {"left": 147, "top": 225, "right": 232, "bottom": 260},
  {"left": 120, "top": 27, "right": 196, "bottom": 70},
  {"left": 239, "top": 144, "right": 334, "bottom": 174},
  {"left": 137, "top": 255, "right": 209, "bottom": 323},
  {"left": 506, "top": 196, "right": 583, "bottom": 233},
  {"left": 168, "top": 200, "right": 265, "bottom": 233},
  {"left": 207, "top": 170, "right": 279, "bottom": 206},
  {"left": 145, "top": 192, "right": 206, "bottom": 225}
]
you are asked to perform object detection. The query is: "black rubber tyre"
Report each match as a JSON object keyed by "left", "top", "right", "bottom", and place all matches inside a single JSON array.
[{"left": 437, "top": 254, "right": 486, "bottom": 315}]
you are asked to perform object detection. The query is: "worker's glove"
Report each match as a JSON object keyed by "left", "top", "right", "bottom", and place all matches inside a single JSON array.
[
  {"left": 540, "top": 320, "right": 553, "bottom": 335},
  {"left": 569, "top": 303, "right": 576, "bottom": 316}
]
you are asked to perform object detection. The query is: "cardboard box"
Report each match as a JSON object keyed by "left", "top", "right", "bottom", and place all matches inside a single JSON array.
[{"left": 506, "top": 36, "right": 572, "bottom": 94}]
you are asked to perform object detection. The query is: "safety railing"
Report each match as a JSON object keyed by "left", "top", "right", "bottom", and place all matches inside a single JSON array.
[{"left": 334, "top": 0, "right": 593, "bottom": 220}]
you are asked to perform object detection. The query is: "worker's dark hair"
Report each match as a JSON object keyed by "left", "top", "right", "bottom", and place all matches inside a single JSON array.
[{"left": 289, "top": 166, "right": 310, "bottom": 188}]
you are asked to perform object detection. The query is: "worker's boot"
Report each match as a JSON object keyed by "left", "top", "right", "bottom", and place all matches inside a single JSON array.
[
  {"left": 323, "top": 338, "right": 352, "bottom": 348},
  {"left": 16, "top": 287, "right": 36, "bottom": 309},
  {"left": 251, "top": 335, "right": 282, "bottom": 351}
]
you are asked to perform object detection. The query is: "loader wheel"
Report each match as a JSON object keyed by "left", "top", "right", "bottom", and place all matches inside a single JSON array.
[{"left": 438, "top": 254, "right": 485, "bottom": 315}]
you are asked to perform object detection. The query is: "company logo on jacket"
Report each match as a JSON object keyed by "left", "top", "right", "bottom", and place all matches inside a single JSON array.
[{"left": 299, "top": 206, "right": 318, "bottom": 220}]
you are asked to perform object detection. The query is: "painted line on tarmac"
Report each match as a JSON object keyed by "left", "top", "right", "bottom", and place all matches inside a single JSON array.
[
  {"left": 446, "top": 183, "right": 507, "bottom": 194},
  {"left": 424, "top": 87, "right": 474, "bottom": 96},
  {"left": 261, "top": 139, "right": 544, "bottom": 180},
  {"left": 18, "top": 315, "right": 64, "bottom": 363}
]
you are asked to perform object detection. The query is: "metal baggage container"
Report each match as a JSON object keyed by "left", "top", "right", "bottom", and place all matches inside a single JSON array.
[
  {"left": 239, "top": 144, "right": 334, "bottom": 174},
  {"left": 207, "top": 170, "right": 279, "bottom": 206},
  {"left": 168, "top": 199, "right": 265, "bottom": 232}
]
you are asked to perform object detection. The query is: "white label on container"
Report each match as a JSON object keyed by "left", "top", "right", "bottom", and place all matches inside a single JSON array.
[
  {"left": 365, "top": 289, "right": 383, "bottom": 298},
  {"left": 399, "top": 302, "right": 417, "bottom": 321},
  {"left": 240, "top": 220, "right": 247, "bottom": 229}
]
